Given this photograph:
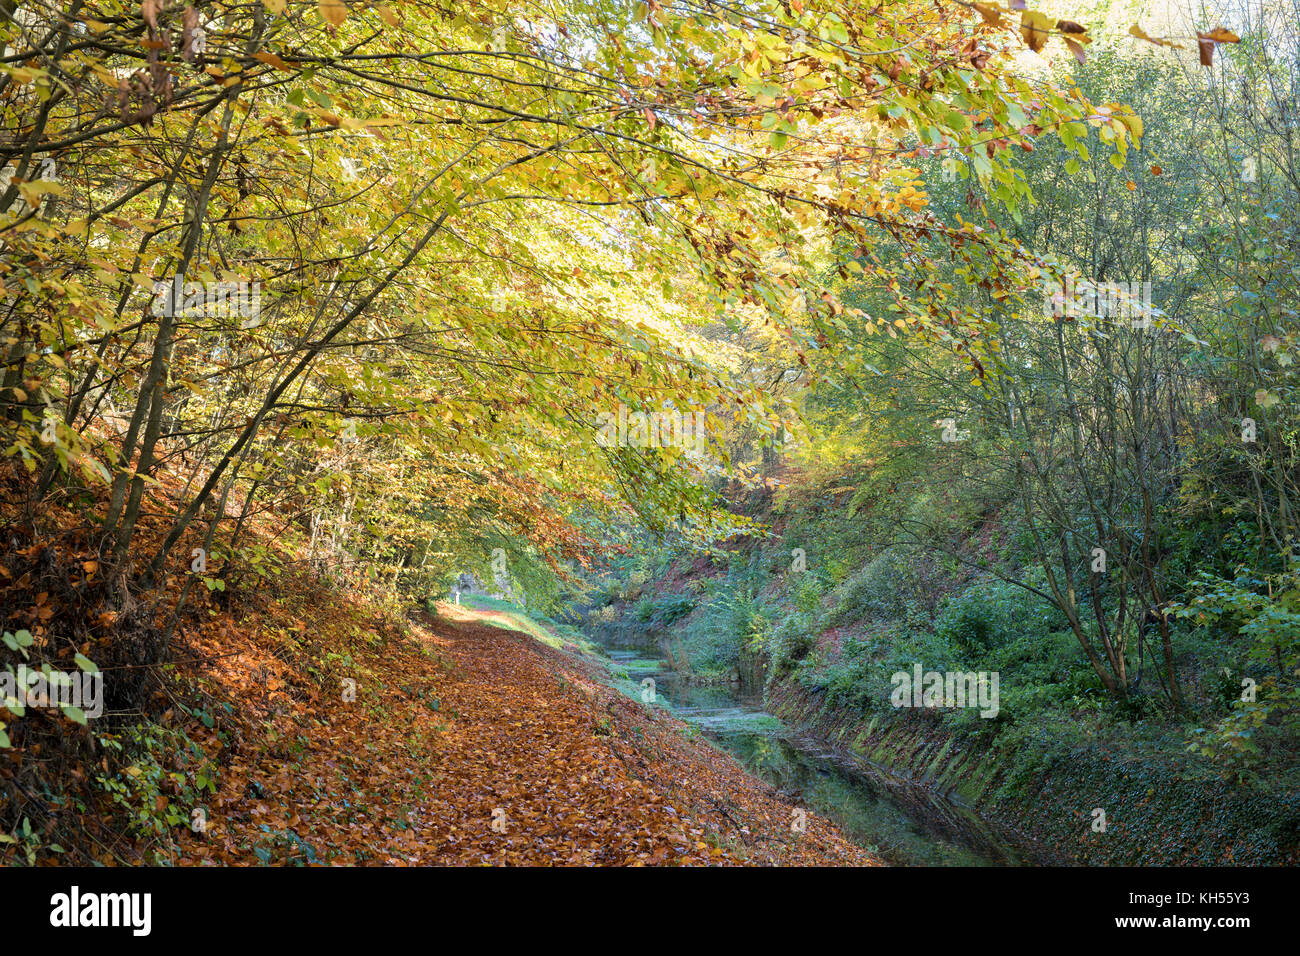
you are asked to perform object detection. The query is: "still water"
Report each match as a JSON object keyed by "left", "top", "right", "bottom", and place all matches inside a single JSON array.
[{"left": 605, "top": 648, "right": 1030, "bottom": 866}]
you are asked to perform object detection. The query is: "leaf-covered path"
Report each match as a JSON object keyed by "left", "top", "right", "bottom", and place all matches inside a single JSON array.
[
  {"left": 182, "top": 601, "right": 877, "bottom": 866},
  {"left": 406, "top": 606, "right": 878, "bottom": 864}
]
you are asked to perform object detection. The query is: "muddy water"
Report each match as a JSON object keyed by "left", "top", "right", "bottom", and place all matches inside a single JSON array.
[{"left": 604, "top": 648, "right": 1029, "bottom": 866}]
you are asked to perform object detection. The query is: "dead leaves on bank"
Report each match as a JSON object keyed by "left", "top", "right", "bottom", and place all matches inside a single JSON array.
[{"left": 174, "top": 596, "right": 878, "bottom": 866}]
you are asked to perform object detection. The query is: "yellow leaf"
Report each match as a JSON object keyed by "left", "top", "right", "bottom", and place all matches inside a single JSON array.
[
  {"left": 376, "top": 4, "right": 400, "bottom": 27},
  {"left": 1020, "top": 11, "right": 1052, "bottom": 54},
  {"left": 1113, "top": 109, "right": 1143, "bottom": 143},
  {"left": 17, "top": 180, "right": 64, "bottom": 203}
]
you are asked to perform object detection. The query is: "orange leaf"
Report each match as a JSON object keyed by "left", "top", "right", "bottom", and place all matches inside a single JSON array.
[
  {"left": 972, "top": 2, "right": 1003, "bottom": 27},
  {"left": 319, "top": 0, "right": 347, "bottom": 26},
  {"left": 1129, "top": 22, "right": 1183, "bottom": 50},
  {"left": 253, "top": 51, "right": 296, "bottom": 71},
  {"left": 1202, "top": 26, "right": 1241, "bottom": 44},
  {"left": 1197, "top": 28, "right": 1240, "bottom": 67}
]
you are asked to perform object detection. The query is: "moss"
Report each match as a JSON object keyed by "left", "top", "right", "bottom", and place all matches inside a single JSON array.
[{"left": 767, "top": 677, "right": 1300, "bottom": 865}]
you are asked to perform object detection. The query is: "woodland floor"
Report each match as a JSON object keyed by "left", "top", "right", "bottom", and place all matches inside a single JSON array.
[{"left": 176, "top": 600, "right": 877, "bottom": 866}]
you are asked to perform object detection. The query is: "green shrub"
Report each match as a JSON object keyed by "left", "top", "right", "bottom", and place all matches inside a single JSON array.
[
  {"left": 793, "top": 574, "right": 823, "bottom": 615},
  {"left": 935, "top": 575, "right": 1067, "bottom": 657},
  {"left": 671, "top": 588, "right": 767, "bottom": 676},
  {"left": 652, "top": 594, "right": 696, "bottom": 627},
  {"left": 768, "top": 610, "right": 817, "bottom": 677},
  {"left": 826, "top": 550, "right": 909, "bottom": 626},
  {"left": 811, "top": 627, "right": 961, "bottom": 716}
]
